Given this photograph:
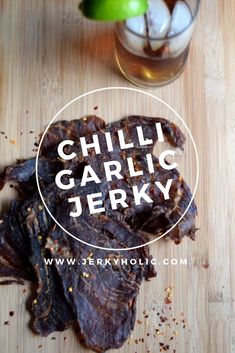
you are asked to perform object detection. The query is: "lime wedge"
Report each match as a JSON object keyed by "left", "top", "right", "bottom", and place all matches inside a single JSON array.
[{"left": 79, "top": 0, "right": 148, "bottom": 21}]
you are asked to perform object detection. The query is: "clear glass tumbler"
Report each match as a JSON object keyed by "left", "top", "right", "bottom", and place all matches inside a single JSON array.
[{"left": 114, "top": 0, "right": 200, "bottom": 87}]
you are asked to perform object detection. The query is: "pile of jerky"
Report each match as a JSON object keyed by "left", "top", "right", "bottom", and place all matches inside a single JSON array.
[{"left": 0, "top": 116, "right": 197, "bottom": 352}]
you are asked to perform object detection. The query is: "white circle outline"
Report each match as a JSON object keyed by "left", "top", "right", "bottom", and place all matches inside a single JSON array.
[{"left": 35, "top": 87, "right": 199, "bottom": 251}]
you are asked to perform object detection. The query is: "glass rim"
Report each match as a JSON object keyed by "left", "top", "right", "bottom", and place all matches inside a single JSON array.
[{"left": 121, "top": 0, "right": 200, "bottom": 41}]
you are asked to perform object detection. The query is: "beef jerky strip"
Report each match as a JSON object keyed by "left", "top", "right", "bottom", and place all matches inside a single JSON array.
[
  {"left": 46, "top": 200, "right": 155, "bottom": 352},
  {"left": 62, "top": 115, "right": 186, "bottom": 175},
  {"left": 17, "top": 189, "right": 75, "bottom": 335},
  {"left": 0, "top": 200, "right": 33, "bottom": 281}
]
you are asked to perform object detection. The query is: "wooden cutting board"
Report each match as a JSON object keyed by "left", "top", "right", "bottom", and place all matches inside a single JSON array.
[{"left": 0, "top": 1, "right": 234, "bottom": 353}]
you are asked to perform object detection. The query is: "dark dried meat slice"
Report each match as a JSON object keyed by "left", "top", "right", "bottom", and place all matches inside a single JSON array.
[
  {"left": 46, "top": 200, "right": 155, "bottom": 352},
  {"left": 16, "top": 191, "right": 76, "bottom": 335},
  {"left": 0, "top": 200, "right": 33, "bottom": 281}
]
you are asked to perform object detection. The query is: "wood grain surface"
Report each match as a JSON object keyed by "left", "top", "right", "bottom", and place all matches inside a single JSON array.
[{"left": 0, "top": 1, "right": 235, "bottom": 353}]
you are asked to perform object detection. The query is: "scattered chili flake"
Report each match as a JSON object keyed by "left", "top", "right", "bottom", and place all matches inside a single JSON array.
[
  {"left": 5, "top": 135, "right": 8, "bottom": 139},
  {"left": 135, "top": 339, "right": 138, "bottom": 344},
  {"left": 203, "top": 263, "right": 209, "bottom": 269},
  {"left": 38, "top": 345, "right": 42, "bottom": 348},
  {"left": 4, "top": 321, "right": 9, "bottom": 325},
  {"left": 1, "top": 131, "right": 5, "bottom": 135},
  {"left": 94, "top": 106, "right": 98, "bottom": 110},
  {"left": 82, "top": 272, "right": 90, "bottom": 278},
  {"left": 9, "top": 311, "right": 14, "bottom": 317},
  {"left": 137, "top": 320, "right": 142, "bottom": 324},
  {"left": 51, "top": 337, "right": 56, "bottom": 340},
  {"left": 160, "top": 316, "right": 167, "bottom": 323},
  {"left": 164, "top": 297, "right": 172, "bottom": 305},
  {"left": 29, "top": 130, "right": 34, "bottom": 134}
]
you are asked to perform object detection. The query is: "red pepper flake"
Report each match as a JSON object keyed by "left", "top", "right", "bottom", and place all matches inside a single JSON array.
[
  {"left": 160, "top": 316, "right": 167, "bottom": 323},
  {"left": 159, "top": 342, "right": 164, "bottom": 347},
  {"left": 5, "top": 135, "right": 8, "bottom": 139},
  {"left": 38, "top": 345, "right": 42, "bottom": 348},
  {"left": 164, "top": 297, "right": 172, "bottom": 304},
  {"left": 137, "top": 320, "right": 142, "bottom": 324},
  {"left": 4, "top": 321, "right": 9, "bottom": 325},
  {"left": 135, "top": 339, "right": 138, "bottom": 344},
  {"left": 9, "top": 311, "right": 14, "bottom": 317},
  {"left": 51, "top": 337, "right": 56, "bottom": 340},
  {"left": 29, "top": 130, "right": 34, "bottom": 134},
  {"left": 147, "top": 333, "right": 150, "bottom": 336},
  {"left": 0, "top": 131, "right": 5, "bottom": 135},
  {"left": 94, "top": 106, "right": 98, "bottom": 110},
  {"left": 203, "top": 263, "right": 209, "bottom": 269}
]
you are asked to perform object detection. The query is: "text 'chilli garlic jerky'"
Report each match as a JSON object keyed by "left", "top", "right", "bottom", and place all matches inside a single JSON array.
[{"left": 0, "top": 115, "right": 197, "bottom": 352}]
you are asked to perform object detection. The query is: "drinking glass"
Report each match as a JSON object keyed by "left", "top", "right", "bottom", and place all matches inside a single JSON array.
[{"left": 114, "top": 0, "right": 200, "bottom": 87}]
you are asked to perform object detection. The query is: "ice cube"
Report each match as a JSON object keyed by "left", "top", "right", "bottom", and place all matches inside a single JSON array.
[
  {"left": 126, "top": 15, "right": 146, "bottom": 36},
  {"left": 125, "top": 15, "right": 147, "bottom": 53},
  {"left": 168, "top": 1, "right": 192, "bottom": 36},
  {"left": 168, "top": 1, "right": 193, "bottom": 55},
  {"left": 147, "top": 0, "right": 171, "bottom": 50}
]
